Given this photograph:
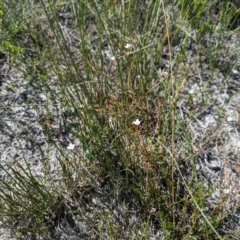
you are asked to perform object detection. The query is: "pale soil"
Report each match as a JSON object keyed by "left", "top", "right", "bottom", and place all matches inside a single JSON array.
[{"left": 1, "top": 2, "right": 240, "bottom": 239}]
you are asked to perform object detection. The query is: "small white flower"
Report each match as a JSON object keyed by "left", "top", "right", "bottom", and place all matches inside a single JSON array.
[
  {"left": 132, "top": 119, "right": 141, "bottom": 126},
  {"left": 110, "top": 56, "right": 116, "bottom": 61},
  {"left": 223, "top": 188, "right": 230, "bottom": 194},
  {"left": 232, "top": 69, "right": 239, "bottom": 74},
  {"left": 67, "top": 143, "right": 75, "bottom": 150},
  {"left": 226, "top": 116, "right": 234, "bottom": 122},
  {"left": 188, "top": 89, "right": 195, "bottom": 94},
  {"left": 124, "top": 43, "right": 132, "bottom": 49}
]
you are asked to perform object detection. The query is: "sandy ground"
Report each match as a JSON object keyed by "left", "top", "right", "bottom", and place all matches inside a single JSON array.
[{"left": 1, "top": 3, "right": 240, "bottom": 239}]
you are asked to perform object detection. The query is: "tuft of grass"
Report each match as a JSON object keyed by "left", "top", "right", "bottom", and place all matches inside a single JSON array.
[{"left": 0, "top": 0, "right": 239, "bottom": 239}]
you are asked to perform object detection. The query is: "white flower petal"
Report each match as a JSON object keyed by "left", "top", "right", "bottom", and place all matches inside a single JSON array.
[
  {"left": 133, "top": 119, "right": 141, "bottom": 126},
  {"left": 67, "top": 143, "right": 75, "bottom": 150},
  {"left": 226, "top": 116, "right": 233, "bottom": 122},
  {"left": 188, "top": 89, "right": 195, "bottom": 94},
  {"left": 124, "top": 43, "right": 132, "bottom": 49},
  {"left": 223, "top": 188, "right": 230, "bottom": 194},
  {"left": 232, "top": 69, "right": 239, "bottom": 74}
]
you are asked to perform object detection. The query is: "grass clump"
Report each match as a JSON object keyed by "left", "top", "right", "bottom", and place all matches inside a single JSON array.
[{"left": 0, "top": 0, "right": 239, "bottom": 239}]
